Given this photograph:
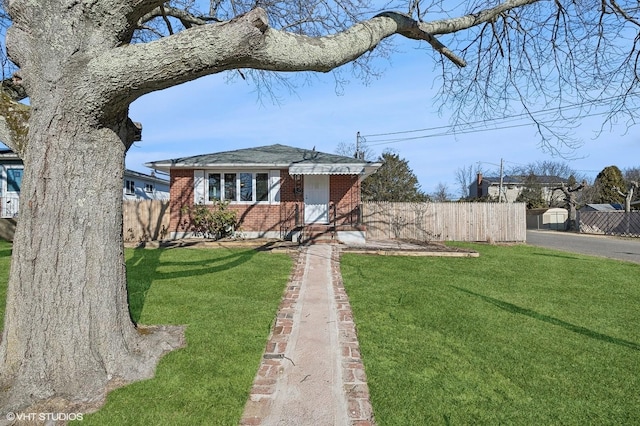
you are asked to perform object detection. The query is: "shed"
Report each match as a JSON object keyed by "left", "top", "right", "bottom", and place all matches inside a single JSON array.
[{"left": 526, "top": 208, "right": 568, "bottom": 230}]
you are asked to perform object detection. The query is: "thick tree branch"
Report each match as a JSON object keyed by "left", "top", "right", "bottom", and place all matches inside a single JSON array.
[
  {"left": 91, "top": 7, "right": 475, "bottom": 104},
  {"left": 417, "top": 0, "right": 541, "bottom": 35},
  {"left": 139, "top": 5, "right": 217, "bottom": 29},
  {"left": 126, "top": 0, "right": 167, "bottom": 24},
  {"left": 376, "top": 12, "right": 466, "bottom": 67}
]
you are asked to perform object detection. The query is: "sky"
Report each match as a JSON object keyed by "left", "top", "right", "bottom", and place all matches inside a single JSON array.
[
  {"left": 0, "top": 3, "right": 638, "bottom": 199},
  {"left": 126, "top": 35, "right": 640, "bottom": 199}
]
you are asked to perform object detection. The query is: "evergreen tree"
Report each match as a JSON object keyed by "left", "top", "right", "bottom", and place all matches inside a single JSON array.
[
  {"left": 362, "top": 151, "right": 429, "bottom": 202},
  {"left": 516, "top": 173, "right": 546, "bottom": 209},
  {"left": 593, "top": 166, "right": 626, "bottom": 204}
]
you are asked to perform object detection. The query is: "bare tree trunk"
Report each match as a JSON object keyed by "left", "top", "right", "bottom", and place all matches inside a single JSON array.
[{"left": 0, "top": 100, "right": 184, "bottom": 413}]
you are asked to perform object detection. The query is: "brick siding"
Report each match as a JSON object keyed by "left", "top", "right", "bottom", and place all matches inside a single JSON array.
[{"left": 169, "top": 169, "right": 362, "bottom": 237}]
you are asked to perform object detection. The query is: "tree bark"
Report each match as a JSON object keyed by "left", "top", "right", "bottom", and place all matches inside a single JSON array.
[
  {"left": 0, "top": 77, "right": 185, "bottom": 415},
  {"left": 0, "top": 0, "right": 185, "bottom": 414}
]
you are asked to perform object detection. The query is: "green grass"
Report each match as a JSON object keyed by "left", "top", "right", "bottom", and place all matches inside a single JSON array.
[
  {"left": 0, "top": 242, "right": 291, "bottom": 424},
  {"left": 341, "top": 244, "right": 640, "bottom": 425},
  {"left": 0, "top": 240, "right": 11, "bottom": 320},
  {"left": 79, "top": 246, "right": 292, "bottom": 425}
]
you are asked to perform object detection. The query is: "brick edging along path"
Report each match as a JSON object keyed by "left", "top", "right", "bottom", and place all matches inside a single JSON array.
[
  {"left": 330, "top": 246, "right": 376, "bottom": 426},
  {"left": 240, "top": 245, "right": 375, "bottom": 425}
]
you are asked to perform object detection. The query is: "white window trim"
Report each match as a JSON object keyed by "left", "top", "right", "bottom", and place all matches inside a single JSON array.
[
  {"left": 3, "top": 165, "right": 23, "bottom": 195},
  {"left": 195, "top": 169, "right": 280, "bottom": 205},
  {"left": 125, "top": 179, "right": 136, "bottom": 196}
]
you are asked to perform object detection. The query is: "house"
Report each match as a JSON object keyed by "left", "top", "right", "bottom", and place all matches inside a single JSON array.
[
  {"left": 145, "top": 144, "right": 382, "bottom": 243},
  {"left": 580, "top": 203, "right": 624, "bottom": 212},
  {"left": 469, "top": 173, "right": 567, "bottom": 204},
  {"left": 0, "top": 149, "right": 169, "bottom": 218},
  {"left": 122, "top": 169, "right": 170, "bottom": 201}
]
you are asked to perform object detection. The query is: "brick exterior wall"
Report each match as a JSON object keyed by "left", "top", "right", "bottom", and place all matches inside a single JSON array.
[
  {"left": 169, "top": 169, "right": 194, "bottom": 234},
  {"left": 329, "top": 175, "right": 361, "bottom": 226},
  {"left": 169, "top": 169, "right": 362, "bottom": 238}
]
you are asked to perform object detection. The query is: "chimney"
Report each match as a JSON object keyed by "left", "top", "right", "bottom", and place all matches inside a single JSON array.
[{"left": 477, "top": 173, "right": 483, "bottom": 197}]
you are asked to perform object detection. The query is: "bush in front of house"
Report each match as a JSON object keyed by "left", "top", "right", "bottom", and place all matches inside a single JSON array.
[{"left": 181, "top": 201, "right": 238, "bottom": 239}]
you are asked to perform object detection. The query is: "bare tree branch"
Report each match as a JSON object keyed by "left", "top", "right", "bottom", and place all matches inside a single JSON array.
[{"left": 92, "top": 7, "right": 472, "bottom": 105}]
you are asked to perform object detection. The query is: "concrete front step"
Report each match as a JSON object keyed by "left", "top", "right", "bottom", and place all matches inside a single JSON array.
[{"left": 296, "top": 224, "right": 367, "bottom": 245}]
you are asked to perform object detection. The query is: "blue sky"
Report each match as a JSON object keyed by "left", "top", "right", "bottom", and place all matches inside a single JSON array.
[
  {"left": 119, "top": 36, "right": 634, "bottom": 198},
  {"left": 127, "top": 34, "right": 640, "bottom": 197},
  {"left": 0, "top": 3, "right": 637, "bottom": 198}
]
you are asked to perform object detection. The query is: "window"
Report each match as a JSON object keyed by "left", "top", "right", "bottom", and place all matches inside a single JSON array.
[
  {"left": 240, "top": 173, "right": 252, "bottom": 201},
  {"left": 208, "top": 173, "right": 221, "bottom": 201},
  {"left": 224, "top": 173, "right": 236, "bottom": 200},
  {"left": 125, "top": 180, "right": 135, "bottom": 195},
  {"left": 256, "top": 173, "right": 269, "bottom": 201},
  {"left": 6, "top": 169, "right": 22, "bottom": 193},
  {"left": 204, "top": 171, "right": 277, "bottom": 203},
  {"left": 144, "top": 183, "right": 154, "bottom": 193}
]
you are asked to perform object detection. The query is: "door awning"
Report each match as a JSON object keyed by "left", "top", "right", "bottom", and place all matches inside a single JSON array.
[{"left": 288, "top": 163, "right": 380, "bottom": 176}]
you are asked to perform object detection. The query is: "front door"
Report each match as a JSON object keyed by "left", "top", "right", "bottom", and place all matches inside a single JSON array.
[{"left": 304, "top": 175, "right": 329, "bottom": 224}]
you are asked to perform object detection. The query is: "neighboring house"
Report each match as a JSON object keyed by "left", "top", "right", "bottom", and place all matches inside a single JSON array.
[
  {"left": 580, "top": 203, "right": 624, "bottom": 212},
  {"left": 0, "top": 149, "right": 169, "bottom": 218},
  {"left": 145, "top": 144, "right": 382, "bottom": 243},
  {"left": 0, "top": 150, "right": 23, "bottom": 218},
  {"left": 122, "top": 169, "right": 170, "bottom": 201},
  {"left": 469, "top": 173, "right": 567, "bottom": 204}
]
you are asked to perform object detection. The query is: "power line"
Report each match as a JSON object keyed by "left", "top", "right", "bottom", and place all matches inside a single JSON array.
[
  {"left": 359, "top": 93, "right": 640, "bottom": 146},
  {"left": 362, "top": 110, "right": 607, "bottom": 147},
  {"left": 362, "top": 93, "right": 638, "bottom": 138}
]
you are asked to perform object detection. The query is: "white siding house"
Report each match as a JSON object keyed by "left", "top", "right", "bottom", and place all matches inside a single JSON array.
[
  {"left": 122, "top": 169, "right": 170, "bottom": 201},
  {"left": 468, "top": 173, "right": 567, "bottom": 205},
  {"left": 0, "top": 149, "right": 169, "bottom": 218}
]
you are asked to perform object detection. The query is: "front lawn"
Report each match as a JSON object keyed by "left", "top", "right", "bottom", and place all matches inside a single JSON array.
[
  {"left": 83, "top": 246, "right": 292, "bottom": 425},
  {"left": 0, "top": 241, "right": 292, "bottom": 425},
  {"left": 341, "top": 244, "right": 640, "bottom": 425}
]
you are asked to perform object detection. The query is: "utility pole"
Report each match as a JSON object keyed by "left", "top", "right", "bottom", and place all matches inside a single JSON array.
[{"left": 498, "top": 158, "right": 504, "bottom": 202}]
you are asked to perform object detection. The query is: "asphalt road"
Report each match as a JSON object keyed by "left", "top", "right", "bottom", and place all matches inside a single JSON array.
[{"left": 526, "top": 230, "right": 640, "bottom": 264}]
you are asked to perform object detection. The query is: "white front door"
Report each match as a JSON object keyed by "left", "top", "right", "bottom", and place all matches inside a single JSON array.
[{"left": 304, "top": 175, "right": 329, "bottom": 224}]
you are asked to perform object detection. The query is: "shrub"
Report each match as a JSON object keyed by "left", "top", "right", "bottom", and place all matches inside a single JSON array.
[{"left": 181, "top": 202, "right": 238, "bottom": 239}]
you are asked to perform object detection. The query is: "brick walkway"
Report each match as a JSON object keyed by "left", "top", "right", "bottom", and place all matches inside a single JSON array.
[{"left": 240, "top": 244, "right": 375, "bottom": 425}]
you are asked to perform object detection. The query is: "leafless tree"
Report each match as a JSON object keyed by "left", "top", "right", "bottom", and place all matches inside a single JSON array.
[
  {"left": 507, "top": 160, "right": 581, "bottom": 181},
  {"left": 553, "top": 180, "right": 587, "bottom": 230},
  {"left": 1, "top": 0, "right": 640, "bottom": 416},
  {"left": 455, "top": 163, "right": 487, "bottom": 199},
  {"left": 432, "top": 182, "right": 451, "bottom": 202},
  {"left": 614, "top": 181, "right": 639, "bottom": 212},
  {"left": 335, "top": 139, "right": 376, "bottom": 161}
]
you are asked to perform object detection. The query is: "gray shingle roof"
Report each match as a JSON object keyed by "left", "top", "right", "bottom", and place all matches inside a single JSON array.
[
  {"left": 482, "top": 175, "right": 568, "bottom": 185},
  {"left": 146, "top": 144, "right": 375, "bottom": 169}
]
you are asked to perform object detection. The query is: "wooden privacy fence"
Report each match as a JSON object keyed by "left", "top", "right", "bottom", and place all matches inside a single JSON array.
[
  {"left": 578, "top": 211, "right": 640, "bottom": 237},
  {"left": 122, "top": 200, "right": 170, "bottom": 242},
  {"left": 362, "top": 202, "right": 527, "bottom": 242}
]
